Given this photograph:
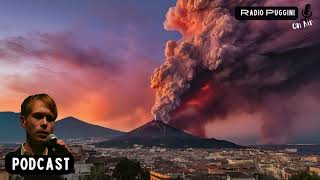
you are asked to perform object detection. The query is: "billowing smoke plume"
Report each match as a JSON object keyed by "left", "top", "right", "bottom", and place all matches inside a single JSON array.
[{"left": 151, "top": 0, "right": 320, "bottom": 143}]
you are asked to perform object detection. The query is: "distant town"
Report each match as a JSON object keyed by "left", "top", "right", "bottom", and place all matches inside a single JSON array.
[{"left": 1, "top": 138, "right": 319, "bottom": 180}]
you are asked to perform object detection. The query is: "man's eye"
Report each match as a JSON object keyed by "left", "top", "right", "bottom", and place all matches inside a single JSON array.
[
  {"left": 32, "top": 113, "right": 54, "bottom": 121},
  {"left": 46, "top": 115, "right": 54, "bottom": 122},
  {"left": 33, "top": 113, "right": 44, "bottom": 120}
]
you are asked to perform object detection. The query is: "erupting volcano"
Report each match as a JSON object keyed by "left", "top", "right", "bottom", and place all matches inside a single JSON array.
[{"left": 150, "top": 0, "right": 320, "bottom": 144}]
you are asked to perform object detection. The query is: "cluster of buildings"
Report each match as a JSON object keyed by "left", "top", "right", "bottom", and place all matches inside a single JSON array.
[
  {"left": 91, "top": 146, "right": 320, "bottom": 180},
  {"left": 0, "top": 141, "right": 319, "bottom": 180}
]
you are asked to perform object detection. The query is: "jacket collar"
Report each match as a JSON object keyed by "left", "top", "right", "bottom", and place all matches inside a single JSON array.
[{"left": 20, "top": 143, "right": 48, "bottom": 155}]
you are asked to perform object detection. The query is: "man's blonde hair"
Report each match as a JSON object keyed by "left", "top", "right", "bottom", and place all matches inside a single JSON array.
[{"left": 20, "top": 94, "right": 58, "bottom": 120}]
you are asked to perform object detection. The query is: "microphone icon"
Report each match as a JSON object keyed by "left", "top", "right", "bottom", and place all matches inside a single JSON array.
[{"left": 302, "top": 4, "right": 312, "bottom": 21}]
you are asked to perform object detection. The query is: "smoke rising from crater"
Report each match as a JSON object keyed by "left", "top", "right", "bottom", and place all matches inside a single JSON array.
[{"left": 151, "top": 0, "right": 320, "bottom": 143}]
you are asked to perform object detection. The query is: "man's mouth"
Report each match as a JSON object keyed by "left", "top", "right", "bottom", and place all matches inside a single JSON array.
[{"left": 37, "top": 131, "right": 49, "bottom": 136}]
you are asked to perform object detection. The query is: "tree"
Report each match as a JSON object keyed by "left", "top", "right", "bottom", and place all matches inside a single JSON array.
[
  {"left": 112, "top": 158, "right": 150, "bottom": 180},
  {"left": 85, "top": 164, "right": 111, "bottom": 180},
  {"left": 289, "top": 171, "right": 320, "bottom": 180}
]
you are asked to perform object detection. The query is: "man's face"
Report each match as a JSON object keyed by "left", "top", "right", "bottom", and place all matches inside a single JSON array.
[{"left": 21, "top": 100, "right": 55, "bottom": 143}]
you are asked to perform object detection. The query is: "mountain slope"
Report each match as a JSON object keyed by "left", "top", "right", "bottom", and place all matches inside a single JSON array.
[
  {"left": 96, "top": 120, "right": 239, "bottom": 148},
  {"left": 0, "top": 112, "right": 124, "bottom": 142},
  {"left": 55, "top": 116, "right": 124, "bottom": 139},
  {"left": 0, "top": 112, "right": 24, "bottom": 142}
]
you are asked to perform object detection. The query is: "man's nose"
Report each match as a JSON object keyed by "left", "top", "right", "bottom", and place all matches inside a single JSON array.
[{"left": 40, "top": 117, "right": 48, "bottom": 128}]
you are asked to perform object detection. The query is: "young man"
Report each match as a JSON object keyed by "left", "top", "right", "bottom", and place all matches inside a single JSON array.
[
  {"left": 6, "top": 94, "right": 73, "bottom": 179},
  {"left": 7, "top": 93, "right": 72, "bottom": 156}
]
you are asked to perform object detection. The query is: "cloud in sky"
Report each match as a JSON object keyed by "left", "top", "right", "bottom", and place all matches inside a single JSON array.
[
  {"left": 0, "top": 26, "right": 157, "bottom": 131},
  {"left": 0, "top": 0, "right": 178, "bottom": 132}
]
